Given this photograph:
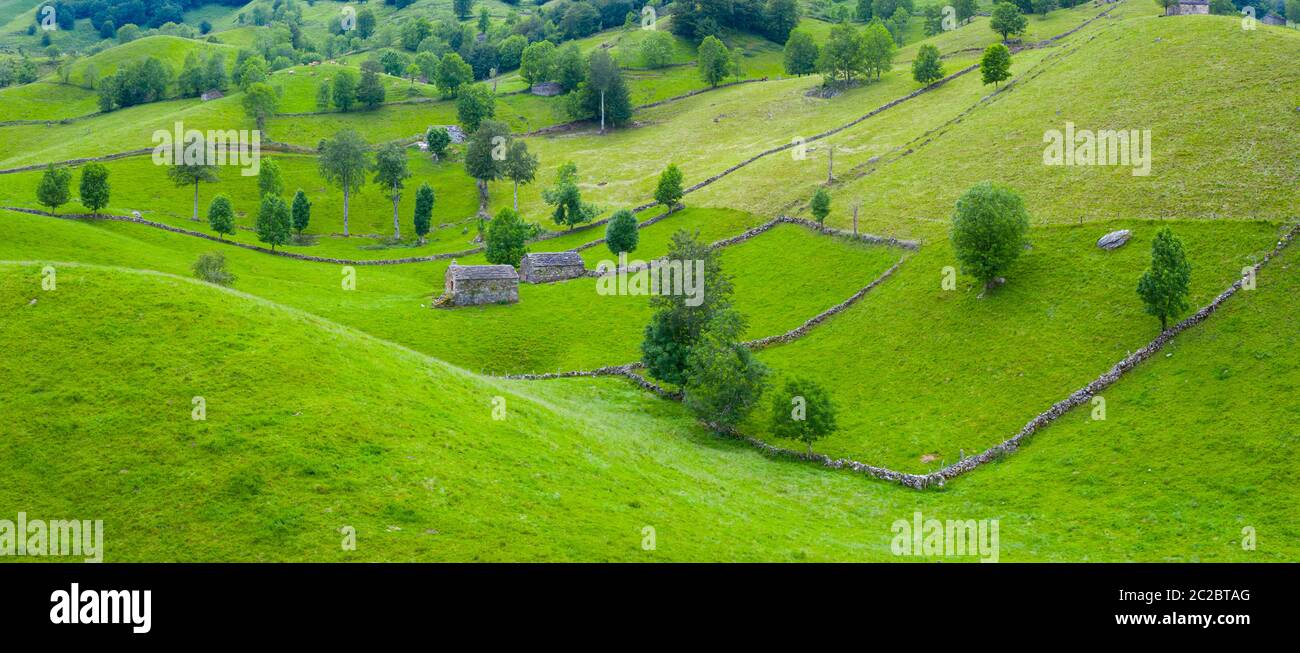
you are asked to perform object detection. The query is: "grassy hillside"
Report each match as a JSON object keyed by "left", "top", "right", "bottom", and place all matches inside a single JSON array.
[
  {"left": 1, "top": 242, "right": 1296, "bottom": 561},
  {"left": 2, "top": 0, "right": 1298, "bottom": 564}
]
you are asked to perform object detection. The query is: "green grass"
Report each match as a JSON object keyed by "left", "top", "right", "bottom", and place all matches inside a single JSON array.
[
  {"left": 1, "top": 237, "right": 1296, "bottom": 561},
  {"left": 746, "top": 219, "right": 1285, "bottom": 472},
  {"left": 0, "top": 207, "right": 899, "bottom": 374},
  {"left": 0, "top": 80, "right": 98, "bottom": 121},
  {"left": 3, "top": 3, "right": 1300, "bottom": 562}
]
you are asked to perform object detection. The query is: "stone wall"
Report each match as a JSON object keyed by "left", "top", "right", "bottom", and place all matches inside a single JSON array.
[{"left": 448, "top": 277, "right": 518, "bottom": 306}]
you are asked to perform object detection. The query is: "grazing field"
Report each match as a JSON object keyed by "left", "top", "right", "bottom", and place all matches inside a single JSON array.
[{"left": 2, "top": 0, "right": 1298, "bottom": 564}]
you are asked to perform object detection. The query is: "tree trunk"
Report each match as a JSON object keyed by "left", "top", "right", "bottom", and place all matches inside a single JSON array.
[
  {"left": 806, "top": 442, "right": 812, "bottom": 457},
  {"left": 193, "top": 181, "right": 199, "bottom": 221},
  {"left": 512, "top": 180, "right": 519, "bottom": 212},
  {"left": 392, "top": 188, "right": 400, "bottom": 240},
  {"left": 599, "top": 89, "right": 605, "bottom": 133},
  {"left": 343, "top": 185, "right": 350, "bottom": 236},
  {"left": 477, "top": 179, "right": 489, "bottom": 216}
]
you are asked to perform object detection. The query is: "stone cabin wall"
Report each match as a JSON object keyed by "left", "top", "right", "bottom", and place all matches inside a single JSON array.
[{"left": 450, "top": 278, "right": 518, "bottom": 306}]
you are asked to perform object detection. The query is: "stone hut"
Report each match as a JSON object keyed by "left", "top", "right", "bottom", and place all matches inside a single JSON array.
[
  {"left": 441, "top": 263, "right": 518, "bottom": 307},
  {"left": 1261, "top": 13, "right": 1286, "bottom": 25},
  {"left": 530, "top": 82, "right": 562, "bottom": 97},
  {"left": 517, "top": 249, "right": 585, "bottom": 283},
  {"left": 1165, "top": 0, "right": 1208, "bottom": 15},
  {"left": 520, "top": 252, "right": 586, "bottom": 283},
  {"left": 200, "top": 89, "right": 224, "bottom": 101}
]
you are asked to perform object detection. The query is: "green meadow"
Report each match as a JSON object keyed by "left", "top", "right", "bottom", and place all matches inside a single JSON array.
[{"left": 1, "top": 1, "right": 1298, "bottom": 562}]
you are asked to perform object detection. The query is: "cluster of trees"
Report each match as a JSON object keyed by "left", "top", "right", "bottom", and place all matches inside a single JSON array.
[
  {"left": 0, "top": 57, "right": 41, "bottom": 88},
  {"left": 782, "top": 20, "right": 895, "bottom": 85},
  {"left": 177, "top": 50, "right": 228, "bottom": 97},
  {"left": 519, "top": 41, "right": 633, "bottom": 129},
  {"left": 96, "top": 56, "right": 171, "bottom": 111},
  {"left": 637, "top": 228, "right": 840, "bottom": 452},
  {"left": 34, "top": 163, "right": 111, "bottom": 216},
  {"left": 672, "top": 0, "right": 801, "bottom": 44},
  {"left": 315, "top": 65, "right": 388, "bottom": 113}
]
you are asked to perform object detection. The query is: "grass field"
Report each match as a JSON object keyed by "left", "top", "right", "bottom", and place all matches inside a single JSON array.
[
  {"left": 2, "top": 241, "right": 1296, "bottom": 561},
  {"left": 2, "top": 1, "right": 1299, "bottom": 563}
]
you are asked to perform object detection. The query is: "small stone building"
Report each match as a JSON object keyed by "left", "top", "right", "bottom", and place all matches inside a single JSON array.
[
  {"left": 530, "top": 82, "right": 562, "bottom": 97},
  {"left": 520, "top": 252, "right": 586, "bottom": 283},
  {"left": 200, "top": 89, "right": 224, "bottom": 101},
  {"left": 441, "top": 263, "right": 518, "bottom": 307},
  {"left": 1261, "top": 13, "right": 1286, "bottom": 25},
  {"left": 1165, "top": 0, "right": 1208, "bottom": 15}
]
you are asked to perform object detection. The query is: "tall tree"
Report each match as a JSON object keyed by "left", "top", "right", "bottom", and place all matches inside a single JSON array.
[
  {"left": 950, "top": 180, "right": 1030, "bottom": 292},
  {"left": 373, "top": 142, "right": 411, "bottom": 239},
  {"left": 641, "top": 230, "right": 738, "bottom": 385},
  {"left": 332, "top": 69, "right": 358, "bottom": 112},
  {"left": 697, "top": 36, "right": 731, "bottom": 87},
  {"left": 980, "top": 43, "right": 1012, "bottom": 87},
  {"left": 542, "top": 161, "right": 597, "bottom": 229},
  {"left": 503, "top": 140, "right": 539, "bottom": 212},
  {"left": 317, "top": 129, "right": 371, "bottom": 236},
  {"left": 810, "top": 187, "right": 831, "bottom": 225},
  {"left": 485, "top": 207, "right": 530, "bottom": 266},
  {"left": 257, "top": 158, "right": 283, "bottom": 197},
  {"left": 990, "top": 2, "right": 1028, "bottom": 41},
  {"left": 242, "top": 82, "right": 279, "bottom": 131},
  {"left": 255, "top": 194, "right": 292, "bottom": 250},
  {"left": 520, "top": 40, "right": 556, "bottom": 86},
  {"left": 291, "top": 189, "right": 311, "bottom": 236},
  {"left": 207, "top": 194, "right": 235, "bottom": 239},
  {"left": 464, "top": 119, "right": 511, "bottom": 213},
  {"left": 35, "top": 164, "right": 71, "bottom": 215},
  {"left": 356, "top": 68, "right": 387, "bottom": 109},
  {"left": 655, "top": 163, "right": 684, "bottom": 210},
  {"left": 436, "top": 53, "right": 473, "bottom": 98},
  {"left": 1137, "top": 227, "right": 1192, "bottom": 331},
  {"left": 413, "top": 182, "right": 435, "bottom": 245},
  {"left": 167, "top": 161, "right": 219, "bottom": 220},
  {"left": 586, "top": 48, "right": 619, "bottom": 133},
  {"left": 783, "top": 29, "right": 820, "bottom": 77},
  {"left": 764, "top": 0, "right": 801, "bottom": 43},
  {"left": 862, "top": 19, "right": 896, "bottom": 80},
  {"left": 457, "top": 84, "right": 496, "bottom": 133},
  {"left": 819, "top": 22, "right": 867, "bottom": 83},
  {"left": 79, "top": 163, "right": 111, "bottom": 216},
  {"left": 683, "top": 323, "right": 769, "bottom": 428},
  {"left": 912, "top": 43, "right": 944, "bottom": 84}
]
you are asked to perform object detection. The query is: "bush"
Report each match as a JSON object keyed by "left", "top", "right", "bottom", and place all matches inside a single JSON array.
[
  {"left": 192, "top": 252, "right": 236, "bottom": 286},
  {"left": 605, "top": 209, "right": 639, "bottom": 255}
]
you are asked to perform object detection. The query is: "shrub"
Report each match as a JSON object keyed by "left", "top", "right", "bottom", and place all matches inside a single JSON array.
[{"left": 192, "top": 252, "right": 236, "bottom": 286}]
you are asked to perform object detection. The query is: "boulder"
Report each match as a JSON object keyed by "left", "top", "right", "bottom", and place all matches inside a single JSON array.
[{"left": 1097, "top": 229, "right": 1131, "bottom": 250}]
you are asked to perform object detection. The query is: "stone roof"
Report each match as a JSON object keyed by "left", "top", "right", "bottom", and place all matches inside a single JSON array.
[
  {"left": 448, "top": 264, "right": 518, "bottom": 280},
  {"left": 523, "top": 251, "right": 583, "bottom": 267},
  {"left": 1177, "top": 0, "right": 1207, "bottom": 4}
]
